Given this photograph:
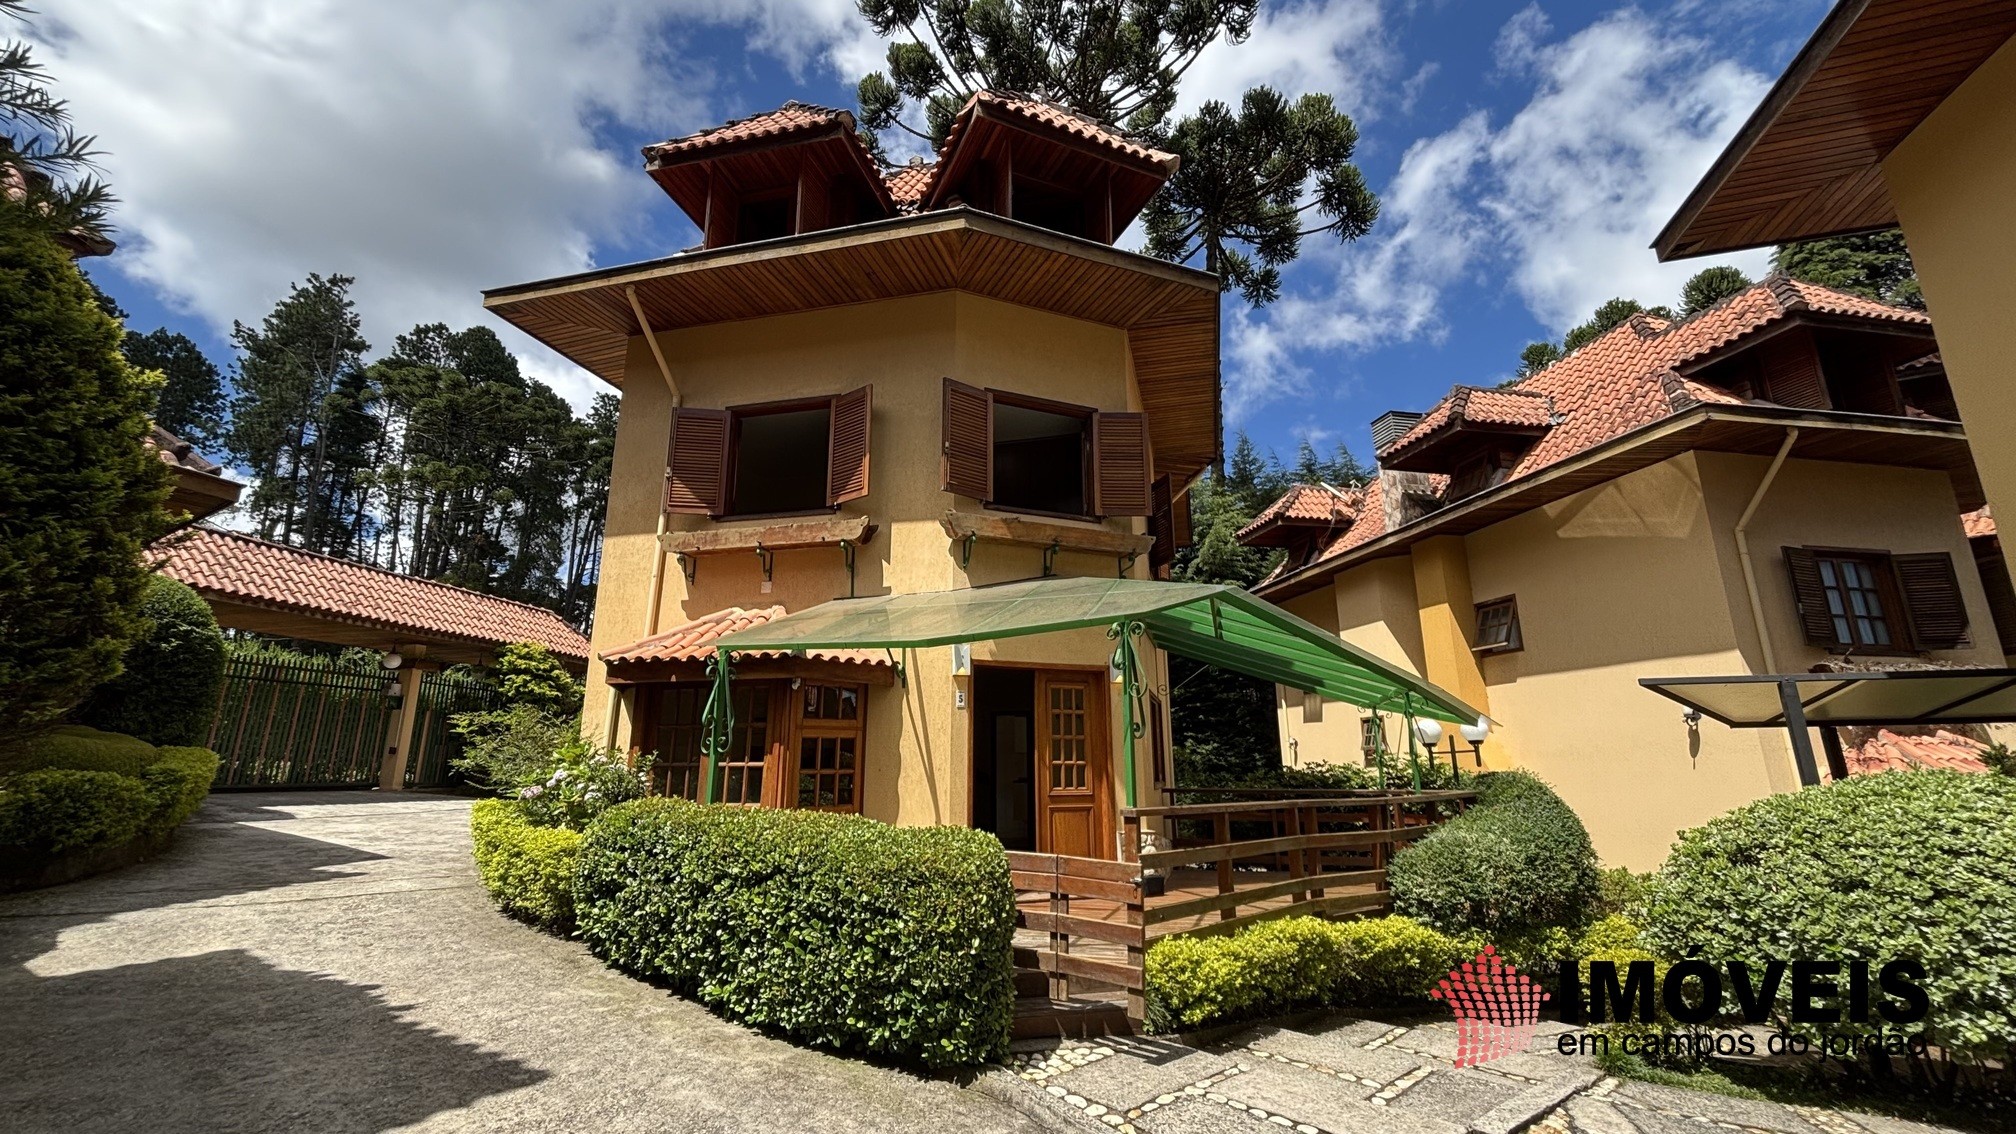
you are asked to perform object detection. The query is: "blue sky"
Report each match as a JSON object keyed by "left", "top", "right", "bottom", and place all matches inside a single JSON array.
[{"left": 41, "top": 0, "right": 1828, "bottom": 470}]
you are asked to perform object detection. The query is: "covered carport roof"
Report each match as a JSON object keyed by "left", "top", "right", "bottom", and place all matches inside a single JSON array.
[
  {"left": 715, "top": 576, "right": 1482, "bottom": 725},
  {"left": 1640, "top": 668, "right": 2016, "bottom": 785}
]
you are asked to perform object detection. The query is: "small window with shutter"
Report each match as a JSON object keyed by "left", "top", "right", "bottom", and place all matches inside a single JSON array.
[
  {"left": 665, "top": 386, "right": 871, "bottom": 518},
  {"left": 1783, "top": 546, "right": 1968, "bottom": 654},
  {"left": 1473, "top": 596, "right": 1522, "bottom": 653},
  {"left": 940, "top": 380, "right": 1152, "bottom": 520}
]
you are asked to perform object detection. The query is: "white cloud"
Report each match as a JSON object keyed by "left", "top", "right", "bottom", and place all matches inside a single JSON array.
[
  {"left": 28, "top": 0, "right": 881, "bottom": 412},
  {"left": 1223, "top": 4, "right": 1774, "bottom": 422},
  {"left": 1180, "top": 0, "right": 1398, "bottom": 119}
]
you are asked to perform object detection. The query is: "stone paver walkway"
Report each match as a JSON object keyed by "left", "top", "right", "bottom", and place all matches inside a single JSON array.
[
  {"left": 990, "top": 1015, "right": 1966, "bottom": 1134},
  {"left": 0, "top": 791, "right": 1042, "bottom": 1134}
]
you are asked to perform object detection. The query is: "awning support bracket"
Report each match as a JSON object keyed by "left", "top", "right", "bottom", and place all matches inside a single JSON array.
[
  {"left": 840, "top": 539, "right": 858, "bottom": 598},
  {"left": 1108, "top": 620, "right": 1146, "bottom": 809},
  {"left": 677, "top": 553, "right": 696, "bottom": 585},
  {"left": 1117, "top": 551, "right": 1139, "bottom": 579},
  {"left": 754, "top": 544, "right": 775, "bottom": 585},
  {"left": 959, "top": 532, "right": 978, "bottom": 570},
  {"left": 1041, "top": 539, "right": 1061, "bottom": 578},
  {"left": 1776, "top": 678, "right": 1822, "bottom": 787},
  {"left": 885, "top": 648, "right": 905, "bottom": 687}
]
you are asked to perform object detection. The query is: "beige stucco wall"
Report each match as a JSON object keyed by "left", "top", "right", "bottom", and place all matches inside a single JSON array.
[
  {"left": 1884, "top": 36, "right": 2016, "bottom": 583},
  {"left": 1275, "top": 557, "right": 1428, "bottom": 772},
  {"left": 1297, "top": 452, "right": 1993, "bottom": 870},
  {"left": 585, "top": 290, "right": 1164, "bottom": 854}
]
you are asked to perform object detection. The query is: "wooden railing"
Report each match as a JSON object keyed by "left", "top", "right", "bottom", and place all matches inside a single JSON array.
[{"left": 1008, "top": 790, "right": 1475, "bottom": 1028}]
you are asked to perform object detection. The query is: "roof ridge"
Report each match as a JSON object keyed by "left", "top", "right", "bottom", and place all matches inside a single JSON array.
[{"left": 186, "top": 524, "right": 578, "bottom": 623}]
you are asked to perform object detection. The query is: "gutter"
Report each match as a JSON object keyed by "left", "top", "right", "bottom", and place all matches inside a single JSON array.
[{"left": 1735, "top": 428, "right": 1799, "bottom": 673}]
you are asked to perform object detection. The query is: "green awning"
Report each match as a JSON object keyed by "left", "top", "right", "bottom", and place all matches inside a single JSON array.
[{"left": 714, "top": 576, "right": 1481, "bottom": 724}]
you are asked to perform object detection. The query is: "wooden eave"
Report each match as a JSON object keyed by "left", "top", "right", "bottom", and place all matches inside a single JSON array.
[
  {"left": 199, "top": 598, "right": 585, "bottom": 672},
  {"left": 646, "top": 125, "right": 894, "bottom": 228},
  {"left": 1239, "top": 514, "right": 1349, "bottom": 549},
  {"left": 603, "top": 654, "right": 895, "bottom": 686},
  {"left": 924, "top": 103, "right": 1172, "bottom": 227},
  {"left": 482, "top": 209, "right": 1223, "bottom": 482},
  {"left": 1656, "top": 0, "right": 2016, "bottom": 260},
  {"left": 1377, "top": 420, "right": 1550, "bottom": 473},
  {"left": 1671, "top": 308, "right": 1937, "bottom": 377},
  {"left": 166, "top": 465, "right": 245, "bottom": 525},
  {"left": 1258, "top": 405, "right": 1979, "bottom": 602}
]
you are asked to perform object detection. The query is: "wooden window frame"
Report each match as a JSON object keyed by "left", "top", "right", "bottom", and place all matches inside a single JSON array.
[
  {"left": 1359, "top": 716, "right": 1382, "bottom": 766},
  {"left": 670, "top": 386, "right": 871, "bottom": 521},
  {"left": 722, "top": 395, "right": 840, "bottom": 522},
  {"left": 792, "top": 681, "right": 868, "bottom": 813},
  {"left": 1811, "top": 548, "right": 1909, "bottom": 654},
  {"left": 1473, "top": 595, "right": 1523, "bottom": 654},
  {"left": 640, "top": 679, "right": 870, "bottom": 812},
  {"left": 940, "top": 381, "right": 1153, "bottom": 522}
]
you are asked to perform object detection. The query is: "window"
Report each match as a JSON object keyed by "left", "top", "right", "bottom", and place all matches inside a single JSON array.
[
  {"left": 663, "top": 386, "right": 871, "bottom": 518},
  {"left": 1302, "top": 689, "right": 1324, "bottom": 724},
  {"left": 730, "top": 404, "right": 830, "bottom": 516},
  {"left": 795, "top": 682, "right": 865, "bottom": 812},
  {"left": 1474, "top": 596, "right": 1522, "bottom": 653},
  {"left": 1011, "top": 177, "right": 1087, "bottom": 239},
  {"left": 1785, "top": 547, "right": 1969, "bottom": 653},
  {"left": 1360, "top": 717, "right": 1383, "bottom": 766},
  {"left": 736, "top": 194, "right": 793, "bottom": 243},
  {"left": 993, "top": 398, "right": 1092, "bottom": 516},
  {"left": 645, "top": 684, "right": 708, "bottom": 800},
  {"left": 713, "top": 685, "right": 772, "bottom": 805},
  {"left": 940, "top": 379, "right": 1152, "bottom": 520}
]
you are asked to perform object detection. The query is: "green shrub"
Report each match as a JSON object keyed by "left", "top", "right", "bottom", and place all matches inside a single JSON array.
[
  {"left": 1577, "top": 914, "right": 1647, "bottom": 957},
  {"left": 1388, "top": 770, "right": 1600, "bottom": 938},
  {"left": 453, "top": 706, "right": 647, "bottom": 830},
  {"left": 1596, "top": 866, "right": 1652, "bottom": 917},
  {"left": 492, "top": 641, "right": 584, "bottom": 718},
  {"left": 143, "top": 745, "right": 220, "bottom": 832},
  {"left": 1642, "top": 772, "right": 2016, "bottom": 1065},
  {"left": 0, "top": 205, "right": 174, "bottom": 735},
  {"left": 0, "top": 769, "right": 154, "bottom": 855},
  {"left": 75, "top": 575, "right": 226, "bottom": 746},
  {"left": 575, "top": 798, "right": 1015, "bottom": 1068},
  {"left": 1145, "top": 914, "right": 1471, "bottom": 1031},
  {"left": 0, "top": 733, "right": 218, "bottom": 864},
  {"left": 1, "top": 724, "right": 159, "bottom": 776},
  {"left": 470, "top": 798, "right": 583, "bottom": 933}
]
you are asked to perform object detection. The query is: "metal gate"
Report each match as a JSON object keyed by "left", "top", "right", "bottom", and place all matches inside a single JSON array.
[{"left": 207, "top": 657, "right": 500, "bottom": 789}]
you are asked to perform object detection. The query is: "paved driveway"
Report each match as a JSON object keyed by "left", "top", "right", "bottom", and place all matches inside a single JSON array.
[{"left": 0, "top": 792, "right": 1042, "bottom": 1134}]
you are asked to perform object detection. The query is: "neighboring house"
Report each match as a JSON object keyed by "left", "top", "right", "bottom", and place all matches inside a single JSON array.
[
  {"left": 149, "top": 425, "right": 242, "bottom": 525},
  {"left": 1239, "top": 278, "right": 2006, "bottom": 868},
  {"left": 483, "top": 94, "right": 1221, "bottom": 860},
  {"left": 1657, "top": 0, "right": 2016, "bottom": 596}
]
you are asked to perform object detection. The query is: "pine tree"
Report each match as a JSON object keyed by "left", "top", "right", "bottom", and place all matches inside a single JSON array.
[
  {"left": 0, "top": 1, "right": 114, "bottom": 249},
  {"left": 1678, "top": 265, "right": 1753, "bottom": 317},
  {"left": 123, "top": 328, "right": 225, "bottom": 449},
  {"left": 1516, "top": 341, "right": 1562, "bottom": 379},
  {"left": 1772, "top": 229, "right": 1922, "bottom": 309},
  {"left": 0, "top": 205, "right": 172, "bottom": 734},
  {"left": 226, "top": 273, "right": 370, "bottom": 552}
]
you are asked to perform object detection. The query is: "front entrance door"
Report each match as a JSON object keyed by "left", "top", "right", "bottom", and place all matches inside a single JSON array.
[{"left": 1034, "top": 671, "right": 1113, "bottom": 859}]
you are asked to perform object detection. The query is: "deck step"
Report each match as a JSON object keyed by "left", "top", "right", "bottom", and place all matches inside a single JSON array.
[
  {"left": 1013, "top": 967, "right": 1050, "bottom": 998},
  {"left": 1012, "top": 996, "right": 1134, "bottom": 1040}
]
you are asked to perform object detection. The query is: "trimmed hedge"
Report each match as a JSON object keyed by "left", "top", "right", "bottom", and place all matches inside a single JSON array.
[
  {"left": 1642, "top": 771, "right": 2016, "bottom": 1064},
  {"left": 575, "top": 798, "right": 1016, "bottom": 1068},
  {"left": 0, "top": 731, "right": 218, "bottom": 868},
  {"left": 1146, "top": 914, "right": 1473, "bottom": 1031},
  {"left": 1388, "top": 770, "right": 1600, "bottom": 938},
  {"left": 470, "top": 798, "right": 583, "bottom": 933},
  {"left": 75, "top": 575, "right": 227, "bottom": 746}
]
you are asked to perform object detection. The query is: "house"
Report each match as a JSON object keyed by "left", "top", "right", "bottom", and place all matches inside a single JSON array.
[
  {"left": 481, "top": 94, "right": 1223, "bottom": 860},
  {"left": 1656, "top": 0, "right": 2016, "bottom": 589},
  {"left": 1238, "top": 277, "right": 2006, "bottom": 868}
]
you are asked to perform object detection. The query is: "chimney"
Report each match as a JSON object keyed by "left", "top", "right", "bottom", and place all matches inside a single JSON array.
[{"left": 1370, "top": 410, "right": 1426, "bottom": 454}]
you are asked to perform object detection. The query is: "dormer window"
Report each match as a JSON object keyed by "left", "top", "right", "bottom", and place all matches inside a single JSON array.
[{"left": 1373, "top": 387, "right": 1553, "bottom": 487}]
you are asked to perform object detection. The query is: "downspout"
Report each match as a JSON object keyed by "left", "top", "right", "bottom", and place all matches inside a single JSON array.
[
  {"left": 603, "top": 286, "right": 684, "bottom": 749},
  {"left": 1735, "top": 429, "right": 1799, "bottom": 675}
]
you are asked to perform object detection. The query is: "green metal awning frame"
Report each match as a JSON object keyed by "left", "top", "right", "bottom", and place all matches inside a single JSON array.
[{"left": 694, "top": 577, "right": 1484, "bottom": 806}]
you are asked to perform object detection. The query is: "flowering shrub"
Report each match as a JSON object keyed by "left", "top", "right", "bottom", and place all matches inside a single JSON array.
[{"left": 512, "top": 741, "right": 650, "bottom": 831}]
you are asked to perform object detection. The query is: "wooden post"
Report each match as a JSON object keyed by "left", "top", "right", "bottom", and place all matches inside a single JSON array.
[
  {"left": 377, "top": 662, "right": 425, "bottom": 791},
  {"left": 1214, "top": 811, "right": 1234, "bottom": 921}
]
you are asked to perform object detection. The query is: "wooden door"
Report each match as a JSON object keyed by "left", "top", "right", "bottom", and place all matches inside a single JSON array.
[{"left": 1035, "top": 672, "right": 1112, "bottom": 859}]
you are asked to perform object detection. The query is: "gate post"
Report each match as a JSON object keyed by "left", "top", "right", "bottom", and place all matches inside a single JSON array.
[{"left": 378, "top": 652, "right": 428, "bottom": 791}]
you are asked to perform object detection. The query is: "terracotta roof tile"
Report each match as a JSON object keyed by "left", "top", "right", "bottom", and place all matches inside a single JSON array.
[
  {"left": 149, "top": 425, "right": 225, "bottom": 477},
  {"left": 1237, "top": 483, "right": 1360, "bottom": 541},
  {"left": 1964, "top": 506, "right": 1995, "bottom": 539},
  {"left": 600, "top": 605, "right": 887, "bottom": 669},
  {"left": 934, "top": 91, "right": 1178, "bottom": 184},
  {"left": 1270, "top": 278, "right": 1938, "bottom": 572},
  {"left": 154, "top": 525, "right": 588, "bottom": 660},
  {"left": 1844, "top": 729, "right": 1993, "bottom": 775},
  {"left": 885, "top": 161, "right": 934, "bottom": 209},
  {"left": 644, "top": 101, "right": 855, "bottom": 163},
  {"left": 1377, "top": 386, "right": 1555, "bottom": 462}
]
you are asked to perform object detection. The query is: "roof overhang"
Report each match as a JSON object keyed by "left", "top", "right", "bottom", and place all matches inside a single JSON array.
[
  {"left": 1671, "top": 308, "right": 1937, "bottom": 377},
  {"left": 1641, "top": 669, "right": 2016, "bottom": 729},
  {"left": 924, "top": 98, "right": 1175, "bottom": 229},
  {"left": 166, "top": 464, "right": 244, "bottom": 525},
  {"left": 1259, "top": 404, "right": 1979, "bottom": 601},
  {"left": 1378, "top": 420, "right": 1550, "bottom": 473},
  {"left": 199, "top": 597, "right": 582, "bottom": 672},
  {"left": 1655, "top": 0, "right": 2016, "bottom": 260},
  {"left": 645, "top": 122, "right": 895, "bottom": 228},
  {"left": 483, "top": 208, "right": 1223, "bottom": 482}
]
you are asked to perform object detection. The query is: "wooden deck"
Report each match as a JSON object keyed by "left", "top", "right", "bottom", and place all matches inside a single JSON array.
[{"left": 1007, "top": 789, "right": 1475, "bottom": 1036}]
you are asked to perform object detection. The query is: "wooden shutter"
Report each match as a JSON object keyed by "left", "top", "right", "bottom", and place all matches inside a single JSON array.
[
  {"left": 1148, "top": 474, "right": 1176, "bottom": 576},
  {"left": 1783, "top": 547, "right": 1841, "bottom": 647},
  {"left": 826, "top": 384, "right": 872, "bottom": 506},
  {"left": 1092, "top": 411, "right": 1151, "bottom": 517},
  {"left": 1894, "top": 552, "right": 1969, "bottom": 650},
  {"left": 941, "top": 378, "right": 992, "bottom": 499},
  {"left": 664, "top": 408, "right": 729, "bottom": 515}
]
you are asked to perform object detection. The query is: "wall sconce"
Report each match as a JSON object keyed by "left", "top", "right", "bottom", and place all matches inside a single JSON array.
[
  {"left": 1413, "top": 718, "right": 1444, "bottom": 748},
  {"left": 380, "top": 651, "right": 404, "bottom": 671},
  {"left": 951, "top": 642, "right": 971, "bottom": 677},
  {"left": 384, "top": 678, "right": 405, "bottom": 711},
  {"left": 1459, "top": 717, "right": 1490, "bottom": 745}
]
